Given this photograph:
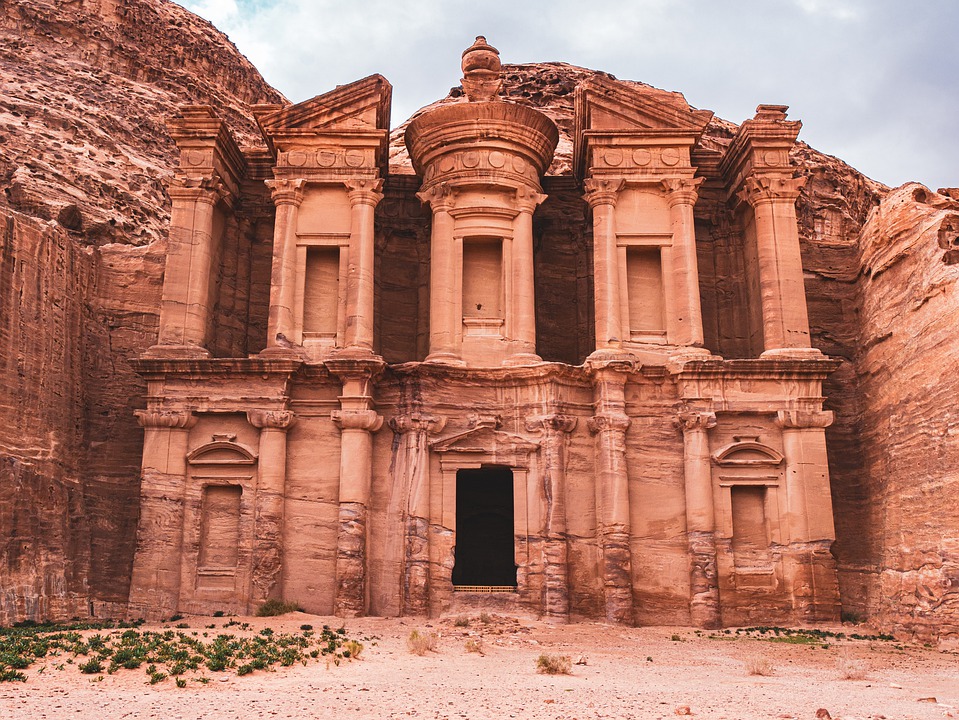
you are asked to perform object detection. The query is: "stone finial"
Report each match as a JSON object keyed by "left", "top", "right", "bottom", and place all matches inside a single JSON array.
[{"left": 461, "top": 36, "right": 502, "bottom": 102}]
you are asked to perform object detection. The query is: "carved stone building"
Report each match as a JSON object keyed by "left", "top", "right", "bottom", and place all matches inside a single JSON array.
[{"left": 128, "top": 37, "right": 841, "bottom": 627}]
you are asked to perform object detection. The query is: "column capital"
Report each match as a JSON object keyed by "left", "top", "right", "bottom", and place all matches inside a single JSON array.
[
  {"left": 344, "top": 177, "right": 384, "bottom": 207},
  {"left": 332, "top": 409, "right": 384, "bottom": 432},
  {"left": 388, "top": 412, "right": 447, "bottom": 435},
  {"left": 265, "top": 178, "right": 307, "bottom": 207},
  {"left": 775, "top": 409, "right": 834, "bottom": 430},
  {"left": 134, "top": 409, "right": 197, "bottom": 429},
  {"left": 168, "top": 174, "right": 228, "bottom": 206},
  {"left": 247, "top": 409, "right": 296, "bottom": 430},
  {"left": 662, "top": 176, "right": 704, "bottom": 208},
  {"left": 583, "top": 177, "right": 626, "bottom": 208},
  {"left": 516, "top": 186, "right": 548, "bottom": 214},
  {"left": 416, "top": 182, "right": 456, "bottom": 212},
  {"left": 587, "top": 413, "right": 631, "bottom": 434},
  {"left": 526, "top": 414, "right": 578, "bottom": 434},
  {"left": 675, "top": 410, "right": 717, "bottom": 433},
  {"left": 737, "top": 175, "right": 806, "bottom": 208}
]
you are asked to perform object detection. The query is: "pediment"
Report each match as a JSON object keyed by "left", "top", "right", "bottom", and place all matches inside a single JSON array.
[
  {"left": 575, "top": 76, "right": 713, "bottom": 134},
  {"left": 712, "top": 441, "right": 783, "bottom": 467},
  {"left": 187, "top": 441, "right": 257, "bottom": 466},
  {"left": 255, "top": 74, "right": 392, "bottom": 136},
  {"left": 430, "top": 425, "right": 540, "bottom": 454}
]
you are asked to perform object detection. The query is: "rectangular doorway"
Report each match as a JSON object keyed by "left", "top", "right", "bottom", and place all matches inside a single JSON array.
[{"left": 451, "top": 466, "right": 516, "bottom": 589}]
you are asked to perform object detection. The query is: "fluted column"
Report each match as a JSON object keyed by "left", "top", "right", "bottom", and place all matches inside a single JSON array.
[
  {"left": 152, "top": 177, "right": 226, "bottom": 356},
  {"left": 247, "top": 409, "right": 295, "bottom": 606},
  {"left": 418, "top": 184, "right": 462, "bottom": 363},
  {"left": 584, "top": 178, "right": 627, "bottom": 352},
  {"left": 738, "top": 175, "right": 812, "bottom": 354},
  {"left": 265, "top": 178, "right": 306, "bottom": 349},
  {"left": 128, "top": 410, "right": 197, "bottom": 618},
  {"left": 676, "top": 409, "right": 720, "bottom": 628},
  {"left": 526, "top": 414, "right": 577, "bottom": 621},
  {"left": 344, "top": 178, "right": 384, "bottom": 353},
  {"left": 662, "top": 178, "right": 705, "bottom": 347},
  {"left": 505, "top": 187, "right": 547, "bottom": 365},
  {"left": 389, "top": 412, "right": 447, "bottom": 616}
]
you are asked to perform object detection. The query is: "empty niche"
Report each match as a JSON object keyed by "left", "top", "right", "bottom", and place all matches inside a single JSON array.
[
  {"left": 626, "top": 246, "right": 665, "bottom": 339},
  {"left": 303, "top": 247, "right": 339, "bottom": 335},
  {"left": 730, "top": 485, "right": 770, "bottom": 567},
  {"left": 462, "top": 238, "right": 503, "bottom": 320},
  {"left": 198, "top": 485, "right": 242, "bottom": 573}
]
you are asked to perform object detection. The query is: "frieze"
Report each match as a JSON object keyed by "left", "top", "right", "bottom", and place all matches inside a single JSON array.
[
  {"left": 591, "top": 146, "right": 691, "bottom": 172},
  {"left": 423, "top": 149, "right": 540, "bottom": 185},
  {"left": 276, "top": 147, "right": 374, "bottom": 171}
]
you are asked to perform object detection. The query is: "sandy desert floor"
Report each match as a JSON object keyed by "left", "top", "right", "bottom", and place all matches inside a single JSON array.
[{"left": 1, "top": 612, "right": 957, "bottom": 720}]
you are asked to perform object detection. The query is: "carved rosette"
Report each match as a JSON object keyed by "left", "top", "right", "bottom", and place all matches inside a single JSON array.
[
  {"left": 775, "top": 409, "right": 834, "bottom": 430},
  {"left": 737, "top": 175, "right": 807, "bottom": 208},
  {"left": 265, "top": 177, "right": 307, "bottom": 207},
  {"left": 344, "top": 177, "right": 384, "bottom": 207},
  {"left": 587, "top": 413, "right": 631, "bottom": 435},
  {"left": 134, "top": 409, "right": 198, "bottom": 430},
  {"left": 583, "top": 177, "right": 626, "bottom": 209},
  {"left": 247, "top": 409, "right": 296, "bottom": 431},
  {"left": 661, "top": 177, "right": 705, "bottom": 208},
  {"left": 331, "top": 409, "right": 384, "bottom": 433}
]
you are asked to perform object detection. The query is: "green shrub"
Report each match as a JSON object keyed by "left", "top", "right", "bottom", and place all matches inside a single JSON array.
[
  {"left": 255, "top": 600, "right": 302, "bottom": 617},
  {"left": 79, "top": 658, "right": 104, "bottom": 674}
]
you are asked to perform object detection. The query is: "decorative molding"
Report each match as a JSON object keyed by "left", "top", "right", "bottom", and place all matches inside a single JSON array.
[
  {"left": 583, "top": 177, "right": 626, "bottom": 208},
  {"left": 775, "top": 409, "right": 834, "bottom": 430},
  {"left": 388, "top": 412, "right": 447, "bottom": 435},
  {"left": 587, "top": 413, "right": 631, "bottom": 434},
  {"left": 525, "top": 414, "right": 578, "bottom": 434},
  {"left": 134, "top": 409, "right": 197, "bottom": 430},
  {"left": 246, "top": 409, "right": 296, "bottom": 431},
  {"left": 265, "top": 177, "right": 307, "bottom": 207},
  {"left": 331, "top": 409, "right": 384, "bottom": 432},
  {"left": 344, "top": 177, "right": 384, "bottom": 207},
  {"left": 675, "top": 410, "right": 717, "bottom": 433},
  {"left": 737, "top": 175, "right": 806, "bottom": 207}
]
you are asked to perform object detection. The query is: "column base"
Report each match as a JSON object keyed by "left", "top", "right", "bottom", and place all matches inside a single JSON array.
[
  {"left": 760, "top": 347, "right": 826, "bottom": 360},
  {"left": 424, "top": 352, "right": 467, "bottom": 366},
  {"left": 501, "top": 352, "right": 542, "bottom": 367},
  {"left": 258, "top": 344, "right": 309, "bottom": 361}
]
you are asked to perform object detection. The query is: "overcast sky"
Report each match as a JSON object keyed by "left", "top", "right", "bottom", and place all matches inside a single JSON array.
[{"left": 179, "top": 0, "right": 957, "bottom": 190}]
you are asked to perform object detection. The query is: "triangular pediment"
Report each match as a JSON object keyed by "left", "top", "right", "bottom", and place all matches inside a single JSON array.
[
  {"left": 576, "top": 76, "right": 713, "bottom": 134},
  {"left": 255, "top": 74, "right": 392, "bottom": 136},
  {"left": 430, "top": 425, "right": 540, "bottom": 454}
]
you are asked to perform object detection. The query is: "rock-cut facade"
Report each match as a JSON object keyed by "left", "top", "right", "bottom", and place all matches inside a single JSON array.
[{"left": 129, "top": 37, "right": 846, "bottom": 627}]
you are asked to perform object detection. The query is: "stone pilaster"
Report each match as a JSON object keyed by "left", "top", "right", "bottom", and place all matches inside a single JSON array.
[
  {"left": 775, "top": 408, "right": 840, "bottom": 622},
  {"left": 247, "top": 409, "right": 295, "bottom": 606},
  {"left": 525, "top": 414, "right": 577, "bottom": 621},
  {"left": 418, "top": 184, "right": 463, "bottom": 364},
  {"left": 328, "top": 358, "right": 385, "bottom": 616},
  {"left": 676, "top": 409, "right": 720, "bottom": 628},
  {"left": 128, "top": 409, "right": 197, "bottom": 618},
  {"left": 344, "top": 178, "right": 384, "bottom": 353},
  {"left": 584, "top": 178, "right": 627, "bottom": 353},
  {"left": 738, "top": 175, "right": 815, "bottom": 355},
  {"left": 264, "top": 178, "right": 306, "bottom": 351},
  {"left": 662, "top": 178, "right": 706, "bottom": 348},
  {"left": 389, "top": 412, "right": 447, "bottom": 616},
  {"left": 149, "top": 177, "right": 227, "bottom": 357},
  {"left": 504, "top": 187, "right": 547, "bottom": 365}
]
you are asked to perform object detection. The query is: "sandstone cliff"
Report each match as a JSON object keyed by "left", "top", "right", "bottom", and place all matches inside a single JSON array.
[{"left": 0, "top": 0, "right": 282, "bottom": 623}]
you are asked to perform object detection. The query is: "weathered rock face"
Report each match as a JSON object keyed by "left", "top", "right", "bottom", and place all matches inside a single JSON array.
[{"left": 0, "top": 0, "right": 282, "bottom": 623}]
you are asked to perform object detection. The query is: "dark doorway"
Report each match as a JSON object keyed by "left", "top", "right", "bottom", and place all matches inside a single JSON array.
[{"left": 451, "top": 466, "right": 516, "bottom": 587}]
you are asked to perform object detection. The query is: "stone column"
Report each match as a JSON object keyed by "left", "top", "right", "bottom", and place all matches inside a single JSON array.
[
  {"left": 506, "top": 188, "right": 547, "bottom": 365},
  {"left": 418, "top": 184, "right": 462, "bottom": 363},
  {"left": 584, "top": 178, "right": 627, "bottom": 352},
  {"left": 344, "top": 178, "right": 384, "bottom": 353},
  {"left": 389, "top": 412, "right": 447, "bottom": 616},
  {"left": 526, "top": 414, "right": 577, "bottom": 621},
  {"left": 329, "top": 359, "right": 385, "bottom": 616},
  {"left": 128, "top": 409, "right": 197, "bottom": 618},
  {"left": 153, "top": 177, "right": 226, "bottom": 356},
  {"left": 586, "top": 359, "right": 635, "bottom": 624},
  {"left": 264, "top": 178, "right": 306, "bottom": 349},
  {"left": 676, "top": 409, "right": 720, "bottom": 628},
  {"left": 775, "top": 409, "right": 840, "bottom": 621},
  {"left": 247, "top": 409, "right": 295, "bottom": 607},
  {"left": 738, "top": 175, "right": 813, "bottom": 354},
  {"left": 662, "top": 178, "right": 706, "bottom": 347}
]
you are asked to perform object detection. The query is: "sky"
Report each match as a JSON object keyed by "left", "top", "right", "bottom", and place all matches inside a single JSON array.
[{"left": 178, "top": 0, "right": 957, "bottom": 190}]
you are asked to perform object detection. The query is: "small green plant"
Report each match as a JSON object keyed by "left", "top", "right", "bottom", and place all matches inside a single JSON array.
[
  {"left": 212, "top": 611, "right": 225, "bottom": 618},
  {"left": 236, "top": 663, "right": 254, "bottom": 676},
  {"left": 149, "top": 670, "right": 167, "bottom": 684},
  {"left": 407, "top": 630, "right": 438, "bottom": 656},
  {"left": 0, "top": 667, "right": 26, "bottom": 682},
  {"left": 670, "top": 634, "right": 682, "bottom": 642},
  {"left": 79, "top": 658, "right": 104, "bottom": 674},
  {"left": 175, "top": 677, "right": 187, "bottom": 688},
  {"left": 300, "top": 624, "right": 313, "bottom": 631},
  {"left": 255, "top": 599, "right": 302, "bottom": 617},
  {"left": 536, "top": 654, "right": 572, "bottom": 675},
  {"left": 342, "top": 640, "right": 363, "bottom": 660},
  {"left": 168, "top": 614, "right": 184, "bottom": 622}
]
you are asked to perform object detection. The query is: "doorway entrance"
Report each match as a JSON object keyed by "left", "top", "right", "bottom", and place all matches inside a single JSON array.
[{"left": 451, "top": 466, "right": 516, "bottom": 588}]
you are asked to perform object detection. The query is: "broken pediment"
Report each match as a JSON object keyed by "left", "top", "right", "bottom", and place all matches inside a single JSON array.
[{"left": 187, "top": 441, "right": 257, "bottom": 466}]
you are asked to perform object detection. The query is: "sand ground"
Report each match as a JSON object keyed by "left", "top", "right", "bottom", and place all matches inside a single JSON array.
[{"left": 1, "top": 613, "right": 957, "bottom": 720}]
